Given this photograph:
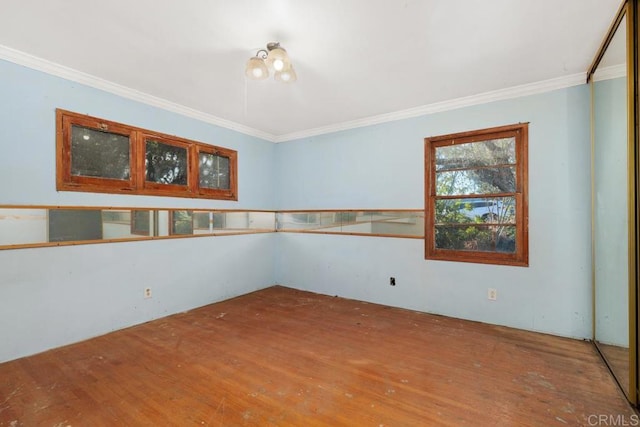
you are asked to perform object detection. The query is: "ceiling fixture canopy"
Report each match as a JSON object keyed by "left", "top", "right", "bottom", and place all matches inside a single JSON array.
[{"left": 245, "top": 42, "right": 297, "bottom": 83}]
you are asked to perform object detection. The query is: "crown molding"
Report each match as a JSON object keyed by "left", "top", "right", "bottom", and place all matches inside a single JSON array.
[
  {"left": 0, "top": 44, "right": 277, "bottom": 142},
  {"left": 274, "top": 72, "right": 587, "bottom": 142},
  {"left": 1, "top": 44, "right": 588, "bottom": 144},
  {"left": 592, "top": 63, "right": 626, "bottom": 82}
]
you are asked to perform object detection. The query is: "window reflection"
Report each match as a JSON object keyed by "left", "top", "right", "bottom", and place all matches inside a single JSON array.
[
  {"left": 145, "top": 140, "right": 188, "bottom": 186},
  {"left": 0, "top": 208, "right": 277, "bottom": 249},
  {"left": 276, "top": 211, "right": 424, "bottom": 237},
  {"left": 71, "top": 125, "right": 130, "bottom": 180}
]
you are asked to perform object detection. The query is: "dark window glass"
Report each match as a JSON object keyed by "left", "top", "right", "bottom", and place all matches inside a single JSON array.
[
  {"left": 58, "top": 110, "right": 237, "bottom": 200},
  {"left": 212, "top": 213, "right": 226, "bottom": 229},
  {"left": 145, "top": 140, "right": 188, "bottom": 185},
  {"left": 131, "top": 210, "right": 151, "bottom": 236},
  {"left": 171, "top": 210, "right": 193, "bottom": 235},
  {"left": 71, "top": 125, "right": 130, "bottom": 179},
  {"left": 48, "top": 209, "right": 103, "bottom": 242},
  {"left": 199, "top": 153, "right": 230, "bottom": 190}
]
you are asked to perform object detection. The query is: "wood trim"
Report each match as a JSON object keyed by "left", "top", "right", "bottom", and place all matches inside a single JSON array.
[
  {"left": 139, "top": 133, "right": 193, "bottom": 196},
  {"left": 424, "top": 123, "right": 527, "bottom": 145},
  {"left": 194, "top": 144, "right": 238, "bottom": 200},
  {"left": 276, "top": 230, "right": 424, "bottom": 239},
  {"left": 278, "top": 209, "right": 423, "bottom": 213},
  {"left": 56, "top": 110, "right": 137, "bottom": 193},
  {"left": 0, "top": 206, "right": 426, "bottom": 251},
  {"left": 424, "top": 123, "right": 529, "bottom": 267},
  {"left": 278, "top": 220, "right": 422, "bottom": 233},
  {"left": 0, "top": 204, "right": 276, "bottom": 213},
  {"left": 433, "top": 193, "right": 517, "bottom": 200},
  {"left": 630, "top": 0, "right": 639, "bottom": 405},
  {"left": 55, "top": 109, "right": 238, "bottom": 201},
  {"left": 437, "top": 163, "right": 515, "bottom": 174},
  {"left": 0, "top": 230, "right": 275, "bottom": 251}
]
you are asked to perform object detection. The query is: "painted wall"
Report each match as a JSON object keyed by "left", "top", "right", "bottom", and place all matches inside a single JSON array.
[
  {"left": 275, "top": 84, "right": 593, "bottom": 339},
  {"left": 0, "top": 60, "right": 275, "bottom": 209},
  {"left": 0, "top": 55, "right": 595, "bottom": 362},
  {"left": 0, "top": 59, "right": 276, "bottom": 363}
]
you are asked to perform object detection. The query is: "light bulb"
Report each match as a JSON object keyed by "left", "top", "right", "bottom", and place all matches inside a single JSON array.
[
  {"left": 273, "top": 59, "right": 285, "bottom": 71},
  {"left": 266, "top": 47, "right": 290, "bottom": 72},
  {"left": 245, "top": 57, "right": 268, "bottom": 80},
  {"left": 275, "top": 65, "right": 297, "bottom": 83}
]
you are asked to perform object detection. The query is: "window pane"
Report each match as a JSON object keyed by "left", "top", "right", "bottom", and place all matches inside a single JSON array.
[
  {"left": 199, "top": 153, "right": 230, "bottom": 190},
  {"left": 171, "top": 210, "right": 193, "bottom": 235},
  {"left": 193, "top": 212, "right": 211, "bottom": 230},
  {"left": 435, "top": 138, "right": 515, "bottom": 171},
  {"left": 436, "top": 166, "right": 515, "bottom": 195},
  {"left": 132, "top": 210, "right": 150, "bottom": 235},
  {"left": 435, "top": 197, "right": 515, "bottom": 224},
  {"left": 48, "top": 209, "right": 103, "bottom": 242},
  {"left": 435, "top": 224, "right": 516, "bottom": 253},
  {"left": 71, "top": 125, "right": 130, "bottom": 179},
  {"left": 277, "top": 212, "right": 339, "bottom": 230},
  {"left": 212, "top": 213, "right": 226, "bottom": 229},
  {"left": 145, "top": 140, "right": 188, "bottom": 185}
]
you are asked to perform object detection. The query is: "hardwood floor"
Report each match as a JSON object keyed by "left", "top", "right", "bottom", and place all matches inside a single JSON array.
[
  {"left": 0, "top": 286, "right": 634, "bottom": 426},
  {"left": 597, "top": 342, "right": 631, "bottom": 397}
]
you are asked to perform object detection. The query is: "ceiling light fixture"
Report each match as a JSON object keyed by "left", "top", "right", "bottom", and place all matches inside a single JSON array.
[{"left": 245, "top": 42, "right": 297, "bottom": 83}]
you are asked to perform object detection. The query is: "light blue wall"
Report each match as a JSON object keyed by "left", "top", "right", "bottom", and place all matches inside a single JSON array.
[
  {"left": 0, "top": 56, "right": 595, "bottom": 362},
  {"left": 0, "top": 59, "right": 275, "bottom": 209},
  {"left": 0, "top": 59, "right": 277, "bottom": 363},
  {"left": 275, "top": 85, "right": 593, "bottom": 339}
]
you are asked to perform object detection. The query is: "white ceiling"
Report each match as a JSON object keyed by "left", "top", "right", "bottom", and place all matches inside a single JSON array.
[{"left": 0, "top": 0, "right": 621, "bottom": 141}]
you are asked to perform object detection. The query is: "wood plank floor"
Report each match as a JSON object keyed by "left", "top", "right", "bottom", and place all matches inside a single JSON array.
[
  {"left": 597, "top": 342, "right": 631, "bottom": 397},
  {"left": 0, "top": 286, "right": 634, "bottom": 426}
]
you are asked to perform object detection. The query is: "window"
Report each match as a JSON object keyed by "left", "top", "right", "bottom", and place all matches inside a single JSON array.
[
  {"left": 170, "top": 210, "right": 193, "bottom": 235},
  {"left": 131, "top": 210, "right": 151, "bottom": 236},
  {"left": 56, "top": 109, "right": 237, "bottom": 200},
  {"left": 424, "top": 123, "right": 528, "bottom": 266},
  {"left": 196, "top": 144, "right": 236, "bottom": 199}
]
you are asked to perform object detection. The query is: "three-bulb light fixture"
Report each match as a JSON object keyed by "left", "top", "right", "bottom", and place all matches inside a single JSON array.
[{"left": 245, "top": 42, "right": 297, "bottom": 83}]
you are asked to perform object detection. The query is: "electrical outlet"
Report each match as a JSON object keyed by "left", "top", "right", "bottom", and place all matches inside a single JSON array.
[
  {"left": 390, "top": 277, "right": 396, "bottom": 286},
  {"left": 144, "top": 287, "right": 152, "bottom": 299},
  {"left": 488, "top": 288, "right": 497, "bottom": 301}
]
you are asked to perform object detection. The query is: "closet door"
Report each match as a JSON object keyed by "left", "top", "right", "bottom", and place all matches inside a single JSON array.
[{"left": 590, "top": 0, "right": 639, "bottom": 405}]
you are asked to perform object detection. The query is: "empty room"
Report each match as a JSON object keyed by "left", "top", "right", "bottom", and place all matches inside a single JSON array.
[{"left": 0, "top": 0, "right": 638, "bottom": 425}]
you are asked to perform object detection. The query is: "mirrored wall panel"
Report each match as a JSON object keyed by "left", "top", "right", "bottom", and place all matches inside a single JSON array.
[
  {"left": 0, "top": 207, "right": 276, "bottom": 249},
  {"left": 591, "top": 7, "right": 634, "bottom": 400},
  {"left": 277, "top": 210, "right": 424, "bottom": 238}
]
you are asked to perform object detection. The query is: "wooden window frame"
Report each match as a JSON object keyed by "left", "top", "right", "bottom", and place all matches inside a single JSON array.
[
  {"left": 56, "top": 109, "right": 238, "bottom": 200},
  {"left": 57, "top": 112, "right": 137, "bottom": 193},
  {"left": 195, "top": 144, "right": 238, "bottom": 200},
  {"left": 424, "top": 123, "right": 529, "bottom": 266},
  {"left": 139, "top": 133, "right": 193, "bottom": 197}
]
